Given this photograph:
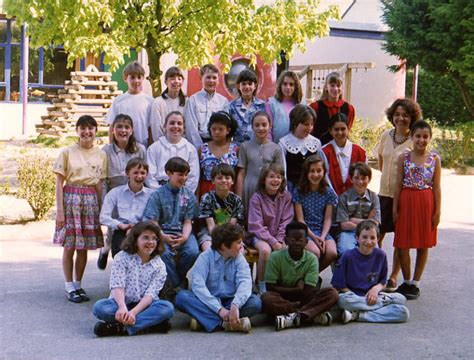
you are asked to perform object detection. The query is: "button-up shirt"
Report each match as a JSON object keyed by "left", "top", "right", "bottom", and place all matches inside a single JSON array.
[
  {"left": 229, "top": 96, "right": 265, "bottom": 145},
  {"left": 146, "top": 136, "right": 200, "bottom": 192},
  {"left": 109, "top": 251, "right": 167, "bottom": 303},
  {"left": 336, "top": 187, "right": 381, "bottom": 223},
  {"left": 190, "top": 249, "right": 252, "bottom": 313},
  {"left": 100, "top": 184, "right": 154, "bottom": 230},
  {"left": 142, "top": 183, "right": 197, "bottom": 233},
  {"left": 184, "top": 90, "right": 229, "bottom": 146}
]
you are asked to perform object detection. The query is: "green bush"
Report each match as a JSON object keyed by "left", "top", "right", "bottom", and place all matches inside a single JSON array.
[
  {"left": 17, "top": 155, "right": 56, "bottom": 220},
  {"left": 432, "top": 122, "right": 474, "bottom": 173},
  {"left": 350, "top": 118, "right": 392, "bottom": 161}
]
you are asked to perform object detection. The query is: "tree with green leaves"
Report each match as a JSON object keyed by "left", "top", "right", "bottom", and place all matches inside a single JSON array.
[
  {"left": 6, "top": 0, "right": 338, "bottom": 96},
  {"left": 382, "top": 0, "right": 474, "bottom": 117}
]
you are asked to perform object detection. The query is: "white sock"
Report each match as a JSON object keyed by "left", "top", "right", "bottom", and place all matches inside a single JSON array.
[
  {"left": 73, "top": 281, "right": 82, "bottom": 290},
  {"left": 404, "top": 280, "right": 412, "bottom": 285},
  {"left": 412, "top": 280, "right": 420, "bottom": 287},
  {"left": 65, "top": 282, "right": 76, "bottom": 293},
  {"left": 258, "top": 281, "right": 267, "bottom": 293}
]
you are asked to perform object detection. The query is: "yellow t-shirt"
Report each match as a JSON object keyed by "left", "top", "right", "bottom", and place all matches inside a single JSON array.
[
  {"left": 53, "top": 144, "right": 107, "bottom": 186},
  {"left": 376, "top": 129, "right": 412, "bottom": 197}
]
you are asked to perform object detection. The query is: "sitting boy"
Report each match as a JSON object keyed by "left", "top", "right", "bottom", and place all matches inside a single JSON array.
[
  {"left": 336, "top": 162, "right": 381, "bottom": 255},
  {"left": 184, "top": 64, "right": 229, "bottom": 146},
  {"left": 332, "top": 220, "right": 409, "bottom": 323},
  {"left": 100, "top": 158, "right": 154, "bottom": 257},
  {"left": 261, "top": 222, "right": 339, "bottom": 331},
  {"left": 143, "top": 157, "right": 199, "bottom": 289},
  {"left": 176, "top": 223, "right": 261, "bottom": 333},
  {"left": 197, "top": 164, "right": 244, "bottom": 251}
]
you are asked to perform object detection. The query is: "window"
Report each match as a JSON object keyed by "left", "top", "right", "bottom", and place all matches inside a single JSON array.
[{"left": 224, "top": 58, "right": 255, "bottom": 97}]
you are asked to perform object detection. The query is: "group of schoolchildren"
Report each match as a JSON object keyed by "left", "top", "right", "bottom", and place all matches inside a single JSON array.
[{"left": 52, "top": 61, "right": 441, "bottom": 337}]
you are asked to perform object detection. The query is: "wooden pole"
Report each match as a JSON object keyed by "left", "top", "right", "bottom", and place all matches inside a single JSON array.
[{"left": 412, "top": 64, "right": 419, "bottom": 102}]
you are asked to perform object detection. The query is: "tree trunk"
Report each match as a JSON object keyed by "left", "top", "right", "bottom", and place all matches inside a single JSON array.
[
  {"left": 452, "top": 72, "right": 474, "bottom": 117},
  {"left": 146, "top": 39, "right": 163, "bottom": 97}
]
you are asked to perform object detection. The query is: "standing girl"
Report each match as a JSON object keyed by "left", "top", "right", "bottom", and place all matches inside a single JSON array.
[
  {"left": 393, "top": 120, "right": 441, "bottom": 300},
  {"left": 322, "top": 113, "right": 366, "bottom": 196},
  {"left": 235, "top": 111, "right": 284, "bottom": 213},
  {"left": 198, "top": 111, "right": 239, "bottom": 196},
  {"left": 150, "top": 66, "right": 186, "bottom": 142},
  {"left": 146, "top": 111, "right": 200, "bottom": 192},
  {"left": 53, "top": 115, "right": 107, "bottom": 303},
  {"left": 99, "top": 114, "right": 147, "bottom": 268},
  {"left": 310, "top": 72, "right": 355, "bottom": 145},
  {"left": 376, "top": 98, "right": 421, "bottom": 291},
  {"left": 246, "top": 164, "right": 294, "bottom": 293},
  {"left": 92, "top": 221, "right": 174, "bottom": 337},
  {"left": 293, "top": 155, "right": 338, "bottom": 271},
  {"left": 229, "top": 69, "right": 266, "bottom": 145},
  {"left": 266, "top": 70, "right": 303, "bottom": 143},
  {"left": 279, "top": 104, "right": 322, "bottom": 192}
]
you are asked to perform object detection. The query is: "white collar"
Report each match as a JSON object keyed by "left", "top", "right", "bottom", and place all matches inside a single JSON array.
[
  {"left": 280, "top": 133, "right": 321, "bottom": 154},
  {"left": 330, "top": 139, "right": 352, "bottom": 157},
  {"left": 158, "top": 136, "right": 187, "bottom": 150}
]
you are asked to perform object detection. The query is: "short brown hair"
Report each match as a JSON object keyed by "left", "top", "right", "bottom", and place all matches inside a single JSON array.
[
  {"left": 356, "top": 219, "right": 380, "bottom": 237},
  {"left": 298, "top": 155, "right": 328, "bottom": 195},
  {"left": 257, "top": 163, "right": 286, "bottom": 194},
  {"left": 349, "top": 162, "right": 372, "bottom": 180},
  {"left": 385, "top": 99, "right": 422, "bottom": 129},
  {"left": 289, "top": 104, "right": 316, "bottom": 132},
  {"left": 275, "top": 70, "right": 302, "bottom": 103},
  {"left": 123, "top": 61, "right": 145, "bottom": 77},
  {"left": 121, "top": 221, "right": 164, "bottom": 259},
  {"left": 211, "top": 223, "right": 244, "bottom": 250},
  {"left": 125, "top": 158, "right": 148, "bottom": 174},
  {"left": 200, "top": 64, "right": 219, "bottom": 76}
]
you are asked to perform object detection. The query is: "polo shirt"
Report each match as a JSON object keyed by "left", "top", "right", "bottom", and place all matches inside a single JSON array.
[{"left": 265, "top": 249, "right": 319, "bottom": 287}]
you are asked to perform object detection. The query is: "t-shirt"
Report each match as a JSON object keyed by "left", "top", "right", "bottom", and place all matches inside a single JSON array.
[
  {"left": 106, "top": 92, "right": 154, "bottom": 147},
  {"left": 331, "top": 247, "right": 387, "bottom": 296},
  {"left": 336, "top": 187, "right": 381, "bottom": 224},
  {"left": 265, "top": 249, "right": 319, "bottom": 287},
  {"left": 198, "top": 191, "right": 244, "bottom": 225},
  {"left": 53, "top": 144, "right": 107, "bottom": 186},
  {"left": 292, "top": 187, "right": 338, "bottom": 232}
]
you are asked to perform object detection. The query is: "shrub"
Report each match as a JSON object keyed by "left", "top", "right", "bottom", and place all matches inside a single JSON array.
[
  {"left": 432, "top": 122, "right": 474, "bottom": 174},
  {"left": 17, "top": 154, "right": 56, "bottom": 220},
  {"left": 350, "top": 118, "right": 392, "bottom": 161}
]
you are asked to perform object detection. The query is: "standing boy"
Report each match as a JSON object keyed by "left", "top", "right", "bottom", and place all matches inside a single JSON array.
[
  {"left": 184, "top": 64, "right": 229, "bottom": 147},
  {"left": 336, "top": 162, "right": 381, "bottom": 255},
  {"left": 142, "top": 157, "right": 199, "bottom": 288},
  {"left": 176, "top": 223, "right": 261, "bottom": 333},
  {"left": 106, "top": 61, "right": 154, "bottom": 147},
  {"left": 261, "top": 222, "right": 339, "bottom": 331},
  {"left": 332, "top": 220, "right": 409, "bottom": 323},
  {"left": 198, "top": 164, "right": 244, "bottom": 251}
]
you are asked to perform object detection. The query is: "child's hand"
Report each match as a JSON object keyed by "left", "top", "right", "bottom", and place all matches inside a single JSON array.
[
  {"left": 171, "top": 234, "right": 187, "bottom": 250},
  {"left": 228, "top": 304, "right": 240, "bottom": 327},
  {"left": 366, "top": 287, "right": 379, "bottom": 306},
  {"left": 296, "top": 279, "right": 305, "bottom": 291},
  {"left": 392, "top": 208, "right": 398, "bottom": 224},
  {"left": 218, "top": 307, "right": 230, "bottom": 321},
  {"left": 314, "top": 236, "right": 325, "bottom": 253},
  {"left": 160, "top": 233, "right": 175, "bottom": 246},
  {"left": 117, "top": 223, "right": 133, "bottom": 231},
  {"left": 123, "top": 312, "right": 136, "bottom": 326},
  {"left": 56, "top": 210, "right": 65, "bottom": 229},
  {"left": 115, "top": 306, "right": 128, "bottom": 324},
  {"left": 271, "top": 242, "right": 283, "bottom": 251},
  {"left": 432, "top": 212, "right": 440, "bottom": 229}
]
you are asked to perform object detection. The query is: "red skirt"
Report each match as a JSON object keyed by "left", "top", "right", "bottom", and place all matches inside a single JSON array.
[{"left": 394, "top": 188, "right": 437, "bottom": 249}]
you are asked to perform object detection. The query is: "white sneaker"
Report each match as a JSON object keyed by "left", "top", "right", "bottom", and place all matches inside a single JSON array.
[
  {"left": 189, "top": 317, "right": 203, "bottom": 331},
  {"left": 222, "top": 317, "right": 252, "bottom": 333},
  {"left": 275, "top": 312, "right": 300, "bottom": 331},
  {"left": 314, "top": 311, "right": 333, "bottom": 326},
  {"left": 341, "top": 309, "right": 359, "bottom": 324}
]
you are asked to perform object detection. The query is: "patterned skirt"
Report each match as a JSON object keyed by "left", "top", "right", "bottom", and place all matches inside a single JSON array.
[{"left": 53, "top": 184, "right": 104, "bottom": 250}]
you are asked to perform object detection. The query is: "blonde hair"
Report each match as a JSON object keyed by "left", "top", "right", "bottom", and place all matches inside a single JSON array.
[{"left": 320, "top": 72, "right": 343, "bottom": 101}]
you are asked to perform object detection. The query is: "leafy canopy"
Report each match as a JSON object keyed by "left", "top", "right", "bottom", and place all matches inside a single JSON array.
[
  {"left": 5, "top": 0, "right": 339, "bottom": 73},
  {"left": 382, "top": 0, "right": 474, "bottom": 116}
]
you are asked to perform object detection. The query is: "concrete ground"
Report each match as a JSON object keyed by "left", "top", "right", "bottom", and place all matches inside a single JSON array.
[{"left": 1, "top": 170, "right": 473, "bottom": 359}]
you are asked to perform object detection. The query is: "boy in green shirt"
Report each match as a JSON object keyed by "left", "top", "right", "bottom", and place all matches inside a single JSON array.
[{"left": 261, "top": 222, "right": 339, "bottom": 331}]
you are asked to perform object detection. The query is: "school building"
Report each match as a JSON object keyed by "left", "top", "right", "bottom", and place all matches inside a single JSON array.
[{"left": 1, "top": 0, "right": 403, "bottom": 140}]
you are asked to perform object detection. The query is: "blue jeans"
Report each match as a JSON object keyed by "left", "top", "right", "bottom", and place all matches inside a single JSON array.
[
  {"left": 338, "top": 291, "right": 409, "bottom": 323},
  {"left": 92, "top": 298, "right": 175, "bottom": 335},
  {"left": 176, "top": 289, "right": 262, "bottom": 333},
  {"left": 161, "top": 234, "right": 199, "bottom": 288},
  {"left": 337, "top": 230, "right": 357, "bottom": 255}
]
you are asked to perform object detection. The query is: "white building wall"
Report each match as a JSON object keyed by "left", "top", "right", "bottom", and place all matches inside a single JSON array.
[{"left": 0, "top": 103, "right": 48, "bottom": 140}]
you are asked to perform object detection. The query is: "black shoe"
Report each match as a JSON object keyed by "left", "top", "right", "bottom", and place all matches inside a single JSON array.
[
  {"left": 93, "top": 321, "right": 127, "bottom": 337},
  {"left": 66, "top": 290, "right": 82, "bottom": 303},
  {"left": 138, "top": 321, "right": 172, "bottom": 335},
  {"left": 97, "top": 250, "right": 108, "bottom": 270},
  {"left": 396, "top": 283, "right": 420, "bottom": 300},
  {"left": 76, "top": 288, "right": 90, "bottom": 302}
]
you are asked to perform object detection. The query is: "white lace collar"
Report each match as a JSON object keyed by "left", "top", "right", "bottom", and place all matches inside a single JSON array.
[{"left": 280, "top": 133, "right": 321, "bottom": 154}]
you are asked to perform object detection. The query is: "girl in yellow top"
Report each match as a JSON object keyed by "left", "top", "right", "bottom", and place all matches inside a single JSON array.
[{"left": 53, "top": 115, "right": 107, "bottom": 303}]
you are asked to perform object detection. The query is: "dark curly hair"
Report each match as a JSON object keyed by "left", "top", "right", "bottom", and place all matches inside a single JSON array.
[
  {"left": 385, "top": 99, "right": 422, "bottom": 129},
  {"left": 121, "top": 221, "right": 164, "bottom": 259},
  {"left": 211, "top": 223, "right": 245, "bottom": 251}
]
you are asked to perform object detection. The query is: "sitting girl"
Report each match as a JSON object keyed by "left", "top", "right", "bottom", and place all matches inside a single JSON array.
[
  {"left": 92, "top": 221, "right": 175, "bottom": 337},
  {"left": 246, "top": 164, "right": 294, "bottom": 293},
  {"left": 293, "top": 155, "right": 338, "bottom": 272}
]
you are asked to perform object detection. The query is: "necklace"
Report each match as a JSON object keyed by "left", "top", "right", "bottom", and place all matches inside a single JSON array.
[{"left": 391, "top": 129, "right": 409, "bottom": 146}]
